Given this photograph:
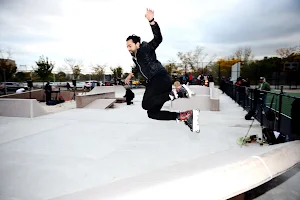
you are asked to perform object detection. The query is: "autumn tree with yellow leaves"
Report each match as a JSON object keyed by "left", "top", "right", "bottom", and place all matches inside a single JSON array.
[
  {"left": 216, "top": 46, "right": 254, "bottom": 78},
  {"left": 216, "top": 58, "right": 241, "bottom": 77}
]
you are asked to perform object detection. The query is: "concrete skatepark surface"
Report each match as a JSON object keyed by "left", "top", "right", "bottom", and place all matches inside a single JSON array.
[{"left": 0, "top": 86, "right": 299, "bottom": 200}]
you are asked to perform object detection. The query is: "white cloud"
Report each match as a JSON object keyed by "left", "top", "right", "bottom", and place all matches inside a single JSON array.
[{"left": 0, "top": 0, "right": 299, "bottom": 74}]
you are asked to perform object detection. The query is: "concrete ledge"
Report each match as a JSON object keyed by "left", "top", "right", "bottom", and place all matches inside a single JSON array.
[
  {"left": 0, "top": 89, "right": 44, "bottom": 100},
  {"left": 0, "top": 98, "right": 47, "bottom": 118},
  {"left": 75, "top": 86, "right": 126, "bottom": 108},
  {"left": 189, "top": 86, "right": 210, "bottom": 95},
  {"left": 170, "top": 85, "right": 220, "bottom": 111},
  {"left": 50, "top": 141, "right": 300, "bottom": 200},
  {"left": 210, "top": 88, "right": 220, "bottom": 111},
  {"left": 170, "top": 95, "right": 211, "bottom": 111},
  {"left": 76, "top": 92, "right": 115, "bottom": 108},
  {"left": 0, "top": 89, "right": 79, "bottom": 102},
  {"left": 84, "top": 99, "right": 116, "bottom": 109},
  {"left": 79, "top": 86, "right": 115, "bottom": 96}
]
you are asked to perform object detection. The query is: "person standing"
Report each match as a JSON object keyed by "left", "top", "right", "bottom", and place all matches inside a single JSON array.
[{"left": 44, "top": 81, "right": 52, "bottom": 103}]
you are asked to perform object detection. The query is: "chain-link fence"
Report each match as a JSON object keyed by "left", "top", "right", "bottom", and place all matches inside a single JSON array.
[
  {"left": 162, "top": 62, "right": 222, "bottom": 85},
  {"left": 221, "top": 82, "right": 300, "bottom": 140},
  {"left": 240, "top": 61, "right": 300, "bottom": 89},
  {"left": 161, "top": 60, "right": 300, "bottom": 89}
]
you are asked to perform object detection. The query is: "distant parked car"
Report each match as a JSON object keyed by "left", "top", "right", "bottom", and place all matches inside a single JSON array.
[
  {"left": 0, "top": 82, "right": 28, "bottom": 91},
  {"left": 104, "top": 81, "right": 113, "bottom": 86},
  {"left": 84, "top": 80, "right": 103, "bottom": 89}
]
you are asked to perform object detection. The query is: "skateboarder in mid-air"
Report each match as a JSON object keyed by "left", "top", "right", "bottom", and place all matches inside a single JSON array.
[{"left": 124, "top": 8, "right": 200, "bottom": 132}]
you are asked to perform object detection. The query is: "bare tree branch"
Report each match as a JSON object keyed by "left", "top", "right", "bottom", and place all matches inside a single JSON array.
[
  {"left": 234, "top": 47, "right": 243, "bottom": 60},
  {"left": 243, "top": 46, "right": 252, "bottom": 63},
  {"left": 64, "top": 58, "right": 83, "bottom": 79},
  {"left": 177, "top": 45, "right": 208, "bottom": 73},
  {"left": 276, "top": 46, "right": 297, "bottom": 58}
]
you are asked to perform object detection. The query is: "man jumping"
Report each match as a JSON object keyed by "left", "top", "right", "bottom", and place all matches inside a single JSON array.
[{"left": 124, "top": 8, "right": 200, "bottom": 132}]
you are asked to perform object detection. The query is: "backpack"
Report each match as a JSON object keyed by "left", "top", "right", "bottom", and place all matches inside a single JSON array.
[
  {"left": 245, "top": 110, "right": 256, "bottom": 120},
  {"left": 262, "top": 127, "right": 287, "bottom": 145}
]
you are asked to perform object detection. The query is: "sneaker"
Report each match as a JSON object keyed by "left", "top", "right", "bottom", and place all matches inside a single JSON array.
[
  {"left": 178, "top": 109, "right": 200, "bottom": 133},
  {"left": 178, "top": 110, "right": 193, "bottom": 121}
]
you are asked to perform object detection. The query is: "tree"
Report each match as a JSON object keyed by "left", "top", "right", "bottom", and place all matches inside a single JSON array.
[
  {"left": 34, "top": 55, "right": 54, "bottom": 85},
  {"left": 276, "top": 46, "right": 298, "bottom": 58},
  {"left": 232, "top": 46, "right": 254, "bottom": 64},
  {"left": 15, "top": 71, "right": 26, "bottom": 82},
  {"left": 177, "top": 46, "right": 208, "bottom": 73},
  {"left": 164, "top": 61, "right": 178, "bottom": 74},
  {"left": 57, "top": 71, "right": 67, "bottom": 82},
  {"left": 216, "top": 58, "right": 240, "bottom": 78},
  {"left": 78, "top": 74, "right": 89, "bottom": 81},
  {"left": 234, "top": 47, "right": 243, "bottom": 60},
  {"left": 198, "top": 54, "right": 217, "bottom": 74},
  {"left": 93, "top": 64, "right": 105, "bottom": 81},
  {"left": 122, "top": 72, "right": 129, "bottom": 79},
  {"left": 243, "top": 46, "right": 254, "bottom": 63},
  {"left": 110, "top": 66, "right": 123, "bottom": 78},
  {"left": 0, "top": 48, "right": 17, "bottom": 82},
  {"left": 73, "top": 65, "right": 81, "bottom": 80},
  {"left": 64, "top": 58, "right": 83, "bottom": 79},
  {"left": 193, "top": 46, "right": 208, "bottom": 67},
  {"left": 205, "top": 62, "right": 219, "bottom": 82}
]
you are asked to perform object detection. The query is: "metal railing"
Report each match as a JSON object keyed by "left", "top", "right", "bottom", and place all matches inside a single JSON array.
[{"left": 221, "top": 82, "right": 300, "bottom": 140}]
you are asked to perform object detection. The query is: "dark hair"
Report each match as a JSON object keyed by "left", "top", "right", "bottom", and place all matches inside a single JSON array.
[{"left": 126, "top": 34, "right": 141, "bottom": 44}]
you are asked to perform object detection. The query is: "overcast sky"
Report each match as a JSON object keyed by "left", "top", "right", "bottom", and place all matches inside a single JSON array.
[{"left": 0, "top": 0, "right": 299, "bottom": 73}]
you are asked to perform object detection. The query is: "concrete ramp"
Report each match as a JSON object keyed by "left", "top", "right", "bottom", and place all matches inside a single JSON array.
[
  {"left": 87, "top": 86, "right": 115, "bottom": 95},
  {"left": 170, "top": 96, "right": 211, "bottom": 111},
  {"left": 76, "top": 87, "right": 115, "bottom": 108},
  {"left": 50, "top": 141, "right": 300, "bottom": 200},
  {"left": 88, "top": 85, "right": 126, "bottom": 98},
  {"left": 84, "top": 99, "right": 116, "bottom": 109},
  {"left": 0, "top": 98, "right": 47, "bottom": 118},
  {"left": 210, "top": 87, "right": 220, "bottom": 111},
  {"left": 114, "top": 85, "right": 126, "bottom": 98},
  {"left": 76, "top": 86, "right": 127, "bottom": 108},
  {"left": 189, "top": 86, "right": 210, "bottom": 95}
]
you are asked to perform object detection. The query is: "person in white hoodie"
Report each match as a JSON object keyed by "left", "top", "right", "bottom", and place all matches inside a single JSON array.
[{"left": 16, "top": 88, "right": 25, "bottom": 93}]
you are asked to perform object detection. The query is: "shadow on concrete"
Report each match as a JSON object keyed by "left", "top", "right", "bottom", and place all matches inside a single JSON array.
[{"left": 245, "top": 164, "right": 300, "bottom": 200}]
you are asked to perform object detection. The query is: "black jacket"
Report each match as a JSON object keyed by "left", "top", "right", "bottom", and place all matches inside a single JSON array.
[{"left": 132, "top": 21, "right": 167, "bottom": 81}]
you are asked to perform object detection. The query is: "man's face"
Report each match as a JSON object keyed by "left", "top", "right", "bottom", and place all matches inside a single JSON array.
[
  {"left": 127, "top": 39, "right": 140, "bottom": 56},
  {"left": 259, "top": 79, "right": 263, "bottom": 83}
]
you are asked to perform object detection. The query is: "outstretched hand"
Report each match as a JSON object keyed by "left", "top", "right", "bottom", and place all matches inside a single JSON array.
[
  {"left": 125, "top": 73, "right": 133, "bottom": 85},
  {"left": 145, "top": 8, "right": 154, "bottom": 21}
]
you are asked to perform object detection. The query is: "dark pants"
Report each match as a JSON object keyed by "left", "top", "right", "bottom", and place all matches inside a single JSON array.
[
  {"left": 45, "top": 92, "right": 51, "bottom": 103},
  {"left": 142, "top": 73, "right": 178, "bottom": 120}
]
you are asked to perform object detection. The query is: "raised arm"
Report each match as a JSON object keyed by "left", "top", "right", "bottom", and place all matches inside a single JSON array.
[{"left": 145, "top": 8, "right": 163, "bottom": 50}]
